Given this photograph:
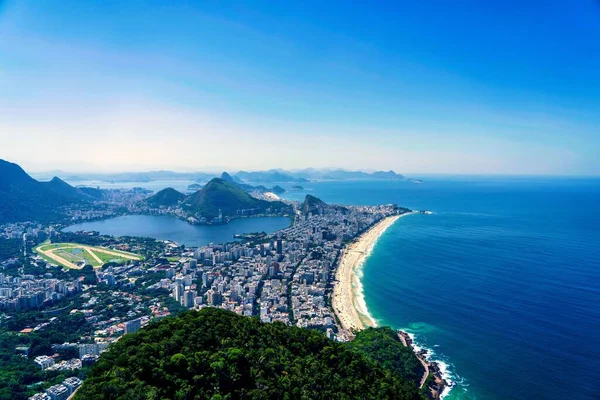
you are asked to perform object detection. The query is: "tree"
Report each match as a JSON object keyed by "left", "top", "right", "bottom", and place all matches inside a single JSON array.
[{"left": 76, "top": 308, "right": 424, "bottom": 400}]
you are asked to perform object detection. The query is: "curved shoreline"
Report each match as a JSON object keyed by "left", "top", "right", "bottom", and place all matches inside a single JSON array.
[
  {"left": 332, "top": 211, "right": 451, "bottom": 399},
  {"left": 332, "top": 213, "right": 409, "bottom": 334}
]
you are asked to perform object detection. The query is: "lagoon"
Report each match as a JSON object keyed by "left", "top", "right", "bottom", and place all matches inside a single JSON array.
[{"left": 62, "top": 215, "right": 291, "bottom": 247}]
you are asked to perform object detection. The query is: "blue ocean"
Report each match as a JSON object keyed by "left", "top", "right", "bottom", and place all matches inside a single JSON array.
[{"left": 283, "top": 177, "right": 600, "bottom": 400}]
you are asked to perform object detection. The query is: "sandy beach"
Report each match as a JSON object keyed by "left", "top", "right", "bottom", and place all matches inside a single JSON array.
[
  {"left": 332, "top": 212, "right": 414, "bottom": 334},
  {"left": 332, "top": 211, "right": 450, "bottom": 398}
]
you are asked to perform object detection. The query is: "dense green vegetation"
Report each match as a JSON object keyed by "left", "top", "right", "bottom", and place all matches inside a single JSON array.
[
  {"left": 348, "top": 327, "right": 425, "bottom": 384},
  {"left": 0, "top": 311, "right": 91, "bottom": 400},
  {"left": 0, "top": 238, "right": 21, "bottom": 260},
  {"left": 145, "top": 187, "right": 185, "bottom": 207},
  {"left": 77, "top": 308, "right": 424, "bottom": 400},
  {"left": 186, "top": 178, "right": 289, "bottom": 219},
  {"left": 0, "top": 160, "right": 82, "bottom": 224},
  {"left": 42, "top": 177, "right": 91, "bottom": 200}
]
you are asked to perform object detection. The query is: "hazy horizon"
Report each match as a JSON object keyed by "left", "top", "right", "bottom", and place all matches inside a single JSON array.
[
  {"left": 1, "top": 1, "right": 599, "bottom": 175},
  {"left": 19, "top": 163, "right": 600, "bottom": 179}
]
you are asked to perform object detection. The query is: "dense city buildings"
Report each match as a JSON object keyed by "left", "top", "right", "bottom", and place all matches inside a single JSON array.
[{"left": 1, "top": 193, "right": 407, "bottom": 399}]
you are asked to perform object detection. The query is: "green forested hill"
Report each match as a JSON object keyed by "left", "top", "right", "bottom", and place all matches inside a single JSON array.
[
  {"left": 41, "top": 177, "right": 89, "bottom": 199},
  {"left": 301, "top": 194, "right": 328, "bottom": 216},
  {"left": 349, "top": 327, "right": 425, "bottom": 385},
  {"left": 0, "top": 160, "right": 80, "bottom": 224},
  {"left": 186, "top": 178, "right": 288, "bottom": 219},
  {"left": 145, "top": 187, "right": 185, "bottom": 207},
  {"left": 76, "top": 308, "right": 424, "bottom": 400}
]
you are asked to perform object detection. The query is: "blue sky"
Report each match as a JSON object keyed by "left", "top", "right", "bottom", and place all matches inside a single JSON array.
[{"left": 0, "top": 0, "right": 598, "bottom": 174}]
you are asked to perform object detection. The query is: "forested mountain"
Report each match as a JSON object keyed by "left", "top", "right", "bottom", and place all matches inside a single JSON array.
[
  {"left": 145, "top": 187, "right": 185, "bottom": 207},
  {"left": 220, "top": 172, "right": 235, "bottom": 182},
  {"left": 185, "top": 178, "right": 289, "bottom": 219},
  {"left": 76, "top": 308, "right": 424, "bottom": 400},
  {"left": 349, "top": 327, "right": 425, "bottom": 384},
  {"left": 42, "top": 177, "right": 91, "bottom": 200},
  {"left": 301, "top": 194, "right": 330, "bottom": 216},
  {"left": 0, "top": 160, "right": 80, "bottom": 224}
]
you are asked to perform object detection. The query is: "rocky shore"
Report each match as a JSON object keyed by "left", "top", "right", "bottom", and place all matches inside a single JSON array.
[{"left": 398, "top": 331, "right": 450, "bottom": 399}]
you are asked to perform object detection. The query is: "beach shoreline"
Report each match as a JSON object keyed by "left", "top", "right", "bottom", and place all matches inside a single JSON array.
[
  {"left": 332, "top": 213, "right": 410, "bottom": 334},
  {"left": 332, "top": 210, "right": 451, "bottom": 399}
]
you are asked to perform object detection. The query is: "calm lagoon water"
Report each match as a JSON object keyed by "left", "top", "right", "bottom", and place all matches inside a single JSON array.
[{"left": 63, "top": 215, "right": 291, "bottom": 247}]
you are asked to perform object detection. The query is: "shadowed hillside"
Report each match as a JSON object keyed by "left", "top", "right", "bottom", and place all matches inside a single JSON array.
[{"left": 0, "top": 160, "right": 81, "bottom": 224}]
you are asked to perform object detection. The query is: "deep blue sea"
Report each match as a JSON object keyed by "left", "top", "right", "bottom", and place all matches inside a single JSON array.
[{"left": 283, "top": 177, "right": 600, "bottom": 400}]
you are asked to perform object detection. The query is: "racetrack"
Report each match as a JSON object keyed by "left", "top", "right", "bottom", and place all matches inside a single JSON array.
[{"left": 35, "top": 243, "right": 142, "bottom": 269}]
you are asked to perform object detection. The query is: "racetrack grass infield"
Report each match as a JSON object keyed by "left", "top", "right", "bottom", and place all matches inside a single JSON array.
[{"left": 34, "top": 242, "right": 142, "bottom": 269}]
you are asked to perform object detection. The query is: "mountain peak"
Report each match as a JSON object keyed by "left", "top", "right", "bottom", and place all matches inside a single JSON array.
[
  {"left": 0, "top": 159, "right": 36, "bottom": 188},
  {"left": 43, "top": 176, "right": 90, "bottom": 200},
  {"left": 301, "top": 194, "right": 328, "bottom": 216},
  {"left": 186, "top": 178, "right": 289, "bottom": 220},
  {"left": 146, "top": 187, "right": 185, "bottom": 207},
  {"left": 220, "top": 172, "right": 235, "bottom": 182},
  {"left": 0, "top": 159, "right": 80, "bottom": 223},
  {"left": 49, "top": 176, "right": 70, "bottom": 186}
]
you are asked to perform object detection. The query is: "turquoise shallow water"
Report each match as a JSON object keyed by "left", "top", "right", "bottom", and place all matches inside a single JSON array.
[{"left": 283, "top": 177, "right": 600, "bottom": 400}]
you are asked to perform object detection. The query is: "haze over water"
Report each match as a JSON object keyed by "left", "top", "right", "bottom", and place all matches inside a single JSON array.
[{"left": 285, "top": 177, "right": 600, "bottom": 400}]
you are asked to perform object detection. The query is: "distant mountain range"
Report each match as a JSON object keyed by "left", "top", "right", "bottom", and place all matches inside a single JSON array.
[
  {"left": 0, "top": 159, "right": 296, "bottom": 225},
  {"left": 0, "top": 159, "right": 398, "bottom": 225},
  {"left": 0, "top": 159, "right": 89, "bottom": 224},
  {"left": 146, "top": 178, "right": 291, "bottom": 220},
  {"left": 33, "top": 168, "right": 407, "bottom": 185},
  {"left": 284, "top": 168, "right": 405, "bottom": 181}
]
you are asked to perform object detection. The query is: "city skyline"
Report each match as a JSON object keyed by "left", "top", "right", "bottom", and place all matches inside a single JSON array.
[{"left": 1, "top": 1, "right": 599, "bottom": 175}]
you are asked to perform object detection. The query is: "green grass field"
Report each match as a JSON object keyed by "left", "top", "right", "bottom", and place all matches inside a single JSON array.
[
  {"left": 57, "top": 247, "right": 102, "bottom": 267},
  {"left": 34, "top": 242, "right": 142, "bottom": 269}
]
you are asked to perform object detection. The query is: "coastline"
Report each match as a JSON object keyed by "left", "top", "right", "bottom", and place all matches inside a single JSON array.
[
  {"left": 332, "top": 210, "right": 451, "bottom": 399},
  {"left": 332, "top": 213, "right": 408, "bottom": 334}
]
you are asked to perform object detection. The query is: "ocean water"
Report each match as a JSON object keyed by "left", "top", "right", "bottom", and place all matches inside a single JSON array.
[
  {"left": 63, "top": 215, "right": 291, "bottom": 247},
  {"left": 62, "top": 179, "right": 200, "bottom": 193},
  {"left": 282, "top": 177, "right": 600, "bottom": 400}
]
